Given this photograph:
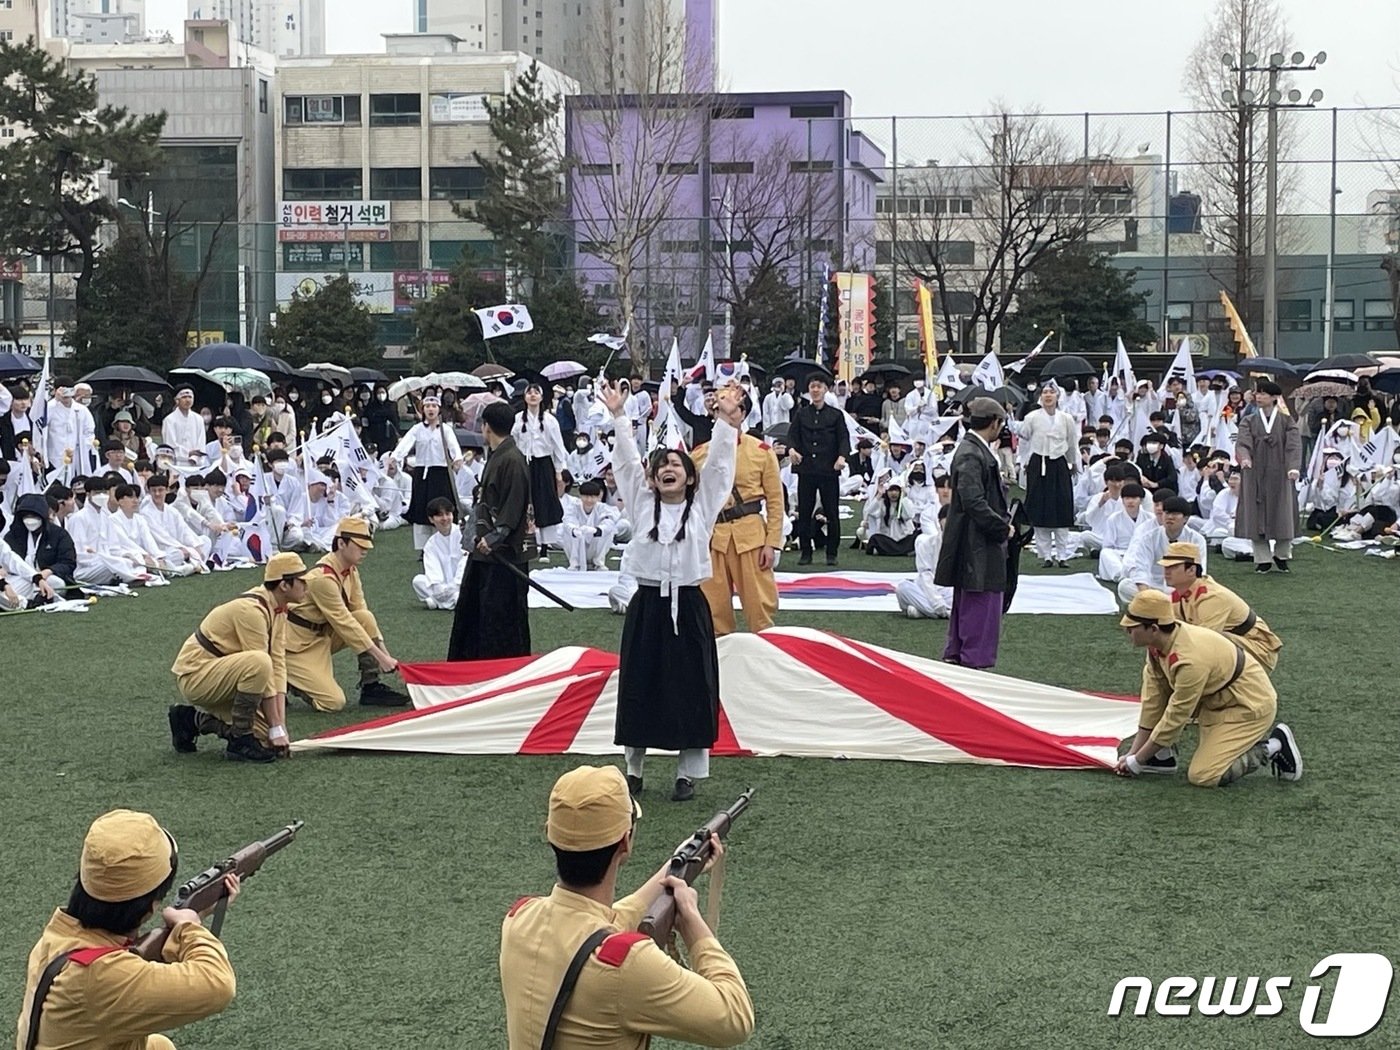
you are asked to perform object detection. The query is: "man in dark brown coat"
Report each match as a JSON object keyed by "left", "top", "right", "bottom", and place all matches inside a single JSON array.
[
  {"left": 934, "top": 397, "right": 1012, "bottom": 669},
  {"left": 1233, "top": 380, "right": 1302, "bottom": 574}
]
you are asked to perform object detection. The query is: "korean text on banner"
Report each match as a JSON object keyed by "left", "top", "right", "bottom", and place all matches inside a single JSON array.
[{"left": 834, "top": 272, "right": 875, "bottom": 383}]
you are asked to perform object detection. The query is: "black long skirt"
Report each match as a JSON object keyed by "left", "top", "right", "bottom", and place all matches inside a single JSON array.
[
  {"left": 407, "top": 465, "right": 454, "bottom": 526},
  {"left": 1024, "top": 454, "right": 1074, "bottom": 528},
  {"left": 615, "top": 585, "right": 719, "bottom": 751},
  {"left": 867, "top": 533, "right": 917, "bottom": 556},
  {"left": 447, "top": 557, "right": 530, "bottom": 661},
  {"left": 528, "top": 456, "right": 564, "bottom": 529}
]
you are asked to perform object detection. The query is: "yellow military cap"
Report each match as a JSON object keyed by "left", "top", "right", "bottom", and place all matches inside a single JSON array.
[
  {"left": 547, "top": 766, "right": 640, "bottom": 851},
  {"left": 1119, "top": 590, "right": 1177, "bottom": 629},
  {"left": 79, "top": 810, "right": 177, "bottom": 903},
  {"left": 264, "top": 551, "right": 309, "bottom": 583},
  {"left": 1157, "top": 541, "right": 1203, "bottom": 567},
  {"left": 336, "top": 516, "right": 374, "bottom": 549}
]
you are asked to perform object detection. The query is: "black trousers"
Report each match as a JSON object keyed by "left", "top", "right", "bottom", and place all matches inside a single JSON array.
[
  {"left": 796, "top": 473, "right": 842, "bottom": 557},
  {"left": 447, "top": 557, "right": 531, "bottom": 661}
]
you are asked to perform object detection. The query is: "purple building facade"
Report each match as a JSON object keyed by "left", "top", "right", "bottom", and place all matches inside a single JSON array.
[{"left": 565, "top": 89, "right": 885, "bottom": 364}]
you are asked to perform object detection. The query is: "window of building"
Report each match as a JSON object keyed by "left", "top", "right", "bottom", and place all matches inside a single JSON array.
[
  {"left": 660, "top": 240, "right": 701, "bottom": 254},
  {"left": 577, "top": 163, "right": 612, "bottom": 176},
  {"left": 807, "top": 237, "right": 834, "bottom": 253},
  {"left": 284, "top": 94, "right": 360, "bottom": 125},
  {"left": 1166, "top": 301, "right": 1194, "bottom": 334},
  {"left": 369, "top": 93, "right": 422, "bottom": 127},
  {"left": 0, "top": 125, "right": 13, "bottom": 139},
  {"left": 656, "top": 163, "right": 699, "bottom": 175},
  {"left": 1332, "top": 299, "right": 1354, "bottom": 332},
  {"left": 369, "top": 167, "right": 421, "bottom": 200},
  {"left": 790, "top": 104, "right": 835, "bottom": 119},
  {"left": 370, "top": 241, "right": 420, "bottom": 269},
  {"left": 258, "top": 79, "right": 268, "bottom": 114},
  {"left": 0, "top": 30, "right": 14, "bottom": 41},
  {"left": 789, "top": 159, "right": 835, "bottom": 173},
  {"left": 875, "top": 198, "right": 890, "bottom": 214},
  {"left": 711, "top": 161, "right": 754, "bottom": 175},
  {"left": 429, "top": 167, "right": 486, "bottom": 200},
  {"left": 283, "top": 168, "right": 363, "bottom": 200},
  {"left": 429, "top": 239, "right": 497, "bottom": 268},
  {"left": 933, "top": 241, "right": 976, "bottom": 265},
  {"left": 711, "top": 104, "right": 754, "bottom": 120},
  {"left": 1279, "top": 299, "right": 1311, "bottom": 332},
  {"left": 712, "top": 239, "right": 754, "bottom": 254},
  {"left": 875, "top": 240, "right": 893, "bottom": 264},
  {"left": 1362, "top": 299, "right": 1392, "bottom": 332}
]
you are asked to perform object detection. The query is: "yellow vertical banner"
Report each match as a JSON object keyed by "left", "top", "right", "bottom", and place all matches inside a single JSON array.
[
  {"left": 1218, "top": 291, "right": 1258, "bottom": 358},
  {"left": 915, "top": 278, "right": 937, "bottom": 384},
  {"left": 834, "top": 272, "right": 874, "bottom": 383}
]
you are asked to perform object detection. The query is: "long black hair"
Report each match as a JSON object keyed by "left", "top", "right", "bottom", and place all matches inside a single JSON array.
[{"left": 646, "top": 447, "right": 697, "bottom": 542}]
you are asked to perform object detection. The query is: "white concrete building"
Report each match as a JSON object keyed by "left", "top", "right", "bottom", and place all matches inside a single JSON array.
[
  {"left": 187, "top": 0, "right": 324, "bottom": 57},
  {"left": 275, "top": 38, "right": 575, "bottom": 356}
]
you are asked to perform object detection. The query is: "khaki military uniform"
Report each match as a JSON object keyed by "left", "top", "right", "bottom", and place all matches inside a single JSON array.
[
  {"left": 692, "top": 433, "right": 784, "bottom": 635},
  {"left": 1139, "top": 620, "right": 1278, "bottom": 787},
  {"left": 15, "top": 909, "right": 235, "bottom": 1050},
  {"left": 283, "top": 554, "right": 382, "bottom": 711},
  {"left": 1172, "top": 575, "right": 1282, "bottom": 672},
  {"left": 170, "top": 588, "right": 285, "bottom": 739},
  {"left": 500, "top": 886, "right": 754, "bottom": 1050}
]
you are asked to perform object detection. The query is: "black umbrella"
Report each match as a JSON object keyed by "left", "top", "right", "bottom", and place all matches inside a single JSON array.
[
  {"left": 862, "top": 359, "right": 912, "bottom": 380},
  {"left": 350, "top": 367, "right": 390, "bottom": 384},
  {"left": 774, "top": 357, "right": 828, "bottom": 383},
  {"left": 182, "top": 342, "right": 274, "bottom": 371},
  {"left": 0, "top": 352, "right": 42, "bottom": 380},
  {"left": 1004, "top": 499, "right": 1035, "bottom": 613},
  {"left": 1039, "top": 355, "right": 1095, "bottom": 379},
  {"left": 1322, "top": 353, "right": 1380, "bottom": 371},
  {"left": 1236, "top": 357, "right": 1297, "bottom": 377},
  {"left": 764, "top": 422, "right": 790, "bottom": 443},
  {"left": 1371, "top": 369, "right": 1400, "bottom": 396},
  {"left": 78, "top": 365, "right": 171, "bottom": 393},
  {"left": 952, "top": 384, "right": 1026, "bottom": 408},
  {"left": 261, "top": 356, "right": 300, "bottom": 379},
  {"left": 167, "top": 368, "right": 229, "bottom": 411}
]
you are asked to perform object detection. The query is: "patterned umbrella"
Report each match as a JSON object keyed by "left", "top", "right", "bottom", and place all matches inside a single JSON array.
[
  {"left": 209, "top": 367, "right": 274, "bottom": 398},
  {"left": 543, "top": 360, "right": 588, "bottom": 382}
]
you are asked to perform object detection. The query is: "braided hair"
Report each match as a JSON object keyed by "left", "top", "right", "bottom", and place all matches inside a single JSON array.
[{"left": 646, "top": 447, "right": 698, "bottom": 542}]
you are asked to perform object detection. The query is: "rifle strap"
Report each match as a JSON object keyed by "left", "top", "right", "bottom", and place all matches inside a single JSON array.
[
  {"left": 540, "top": 928, "right": 610, "bottom": 1050},
  {"left": 705, "top": 850, "right": 727, "bottom": 934}
]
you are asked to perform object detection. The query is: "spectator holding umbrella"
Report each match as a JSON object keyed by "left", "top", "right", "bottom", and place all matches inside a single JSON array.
[{"left": 363, "top": 384, "right": 399, "bottom": 453}]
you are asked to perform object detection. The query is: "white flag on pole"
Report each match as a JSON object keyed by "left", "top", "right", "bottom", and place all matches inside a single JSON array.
[
  {"left": 660, "top": 338, "right": 683, "bottom": 400},
  {"left": 1005, "top": 333, "right": 1052, "bottom": 375},
  {"left": 473, "top": 304, "right": 534, "bottom": 339},
  {"left": 935, "top": 356, "right": 965, "bottom": 391},
  {"left": 688, "top": 334, "right": 716, "bottom": 383},
  {"left": 1157, "top": 338, "right": 1196, "bottom": 398},
  {"left": 970, "top": 351, "right": 1004, "bottom": 391},
  {"left": 1111, "top": 336, "right": 1136, "bottom": 393}
]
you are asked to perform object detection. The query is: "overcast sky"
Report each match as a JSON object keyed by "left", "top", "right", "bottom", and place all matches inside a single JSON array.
[{"left": 146, "top": 0, "right": 1399, "bottom": 115}]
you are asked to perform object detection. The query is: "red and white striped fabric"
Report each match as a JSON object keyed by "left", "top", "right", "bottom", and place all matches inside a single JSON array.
[{"left": 292, "top": 628, "right": 1140, "bottom": 770}]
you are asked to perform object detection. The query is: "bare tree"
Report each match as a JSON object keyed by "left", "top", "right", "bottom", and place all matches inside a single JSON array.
[
  {"left": 1181, "top": 0, "right": 1298, "bottom": 331},
  {"left": 893, "top": 108, "right": 1124, "bottom": 354},
  {"left": 567, "top": 5, "right": 715, "bottom": 370},
  {"left": 708, "top": 140, "right": 840, "bottom": 356}
]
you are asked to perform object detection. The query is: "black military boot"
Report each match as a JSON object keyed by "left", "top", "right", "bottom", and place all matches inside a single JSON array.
[
  {"left": 225, "top": 733, "right": 278, "bottom": 763},
  {"left": 360, "top": 681, "right": 410, "bottom": 707},
  {"left": 167, "top": 704, "right": 198, "bottom": 753}
]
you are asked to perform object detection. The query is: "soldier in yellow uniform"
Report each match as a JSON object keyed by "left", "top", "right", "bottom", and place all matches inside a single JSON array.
[
  {"left": 15, "top": 809, "right": 238, "bottom": 1050},
  {"left": 1116, "top": 591, "right": 1303, "bottom": 787},
  {"left": 283, "top": 517, "right": 408, "bottom": 711},
  {"left": 500, "top": 765, "right": 755, "bottom": 1050},
  {"left": 1158, "top": 541, "right": 1282, "bottom": 671},
  {"left": 692, "top": 415, "right": 784, "bottom": 635},
  {"left": 168, "top": 552, "right": 310, "bottom": 763}
]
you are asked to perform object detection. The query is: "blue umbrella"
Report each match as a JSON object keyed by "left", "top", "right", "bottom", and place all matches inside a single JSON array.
[
  {"left": 0, "top": 352, "right": 42, "bottom": 380},
  {"left": 182, "top": 342, "right": 274, "bottom": 371}
]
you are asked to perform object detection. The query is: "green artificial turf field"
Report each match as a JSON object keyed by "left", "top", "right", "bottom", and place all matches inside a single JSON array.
[{"left": 2, "top": 529, "right": 1396, "bottom": 1048}]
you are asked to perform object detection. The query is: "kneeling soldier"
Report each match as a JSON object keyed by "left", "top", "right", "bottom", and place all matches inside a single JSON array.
[
  {"left": 284, "top": 517, "right": 407, "bottom": 710},
  {"left": 16, "top": 809, "right": 237, "bottom": 1050},
  {"left": 1116, "top": 590, "right": 1302, "bottom": 787},
  {"left": 168, "top": 552, "right": 309, "bottom": 762}
]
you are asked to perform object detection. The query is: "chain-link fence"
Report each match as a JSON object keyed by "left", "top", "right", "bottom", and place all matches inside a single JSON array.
[{"left": 6, "top": 106, "right": 1399, "bottom": 365}]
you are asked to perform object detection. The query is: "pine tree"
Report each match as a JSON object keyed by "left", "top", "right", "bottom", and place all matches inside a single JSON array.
[
  {"left": 468, "top": 62, "right": 566, "bottom": 290},
  {"left": 0, "top": 40, "right": 165, "bottom": 314},
  {"left": 266, "top": 276, "right": 383, "bottom": 368},
  {"left": 1003, "top": 244, "right": 1156, "bottom": 353}
]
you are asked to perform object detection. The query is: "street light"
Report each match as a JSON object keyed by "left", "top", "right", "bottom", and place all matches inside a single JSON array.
[{"left": 1220, "top": 47, "right": 1325, "bottom": 358}]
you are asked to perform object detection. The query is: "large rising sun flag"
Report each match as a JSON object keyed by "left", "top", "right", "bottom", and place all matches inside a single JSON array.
[{"left": 291, "top": 629, "right": 1140, "bottom": 769}]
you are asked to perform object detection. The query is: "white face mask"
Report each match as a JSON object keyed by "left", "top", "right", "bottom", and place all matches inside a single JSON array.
[
  {"left": 321, "top": 394, "right": 333, "bottom": 404},
  {"left": 576, "top": 440, "right": 588, "bottom": 449},
  {"left": 21, "top": 516, "right": 42, "bottom": 531},
  {"left": 275, "top": 400, "right": 286, "bottom": 410},
  {"left": 376, "top": 392, "right": 387, "bottom": 401},
  {"left": 272, "top": 462, "right": 289, "bottom": 476}
]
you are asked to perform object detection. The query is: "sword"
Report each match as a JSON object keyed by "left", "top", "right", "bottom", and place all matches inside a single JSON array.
[{"left": 488, "top": 550, "right": 577, "bottom": 612}]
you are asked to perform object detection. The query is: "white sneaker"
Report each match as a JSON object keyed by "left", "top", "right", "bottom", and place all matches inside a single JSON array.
[{"left": 903, "top": 605, "right": 922, "bottom": 619}]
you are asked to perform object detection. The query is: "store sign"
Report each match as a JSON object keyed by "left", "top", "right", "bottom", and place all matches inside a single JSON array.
[
  {"left": 282, "top": 242, "right": 365, "bottom": 268},
  {"left": 276, "top": 271, "right": 395, "bottom": 314},
  {"left": 278, "top": 201, "right": 391, "bottom": 243},
  {"left": 0, "top": 259, "right": 23, "bottom": 280},
  {"left": 393, "top": 270, "right": 452, "bottom": 313},
  {"left": 429, "top": 92, "right": 490, "bottom": 123}
]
